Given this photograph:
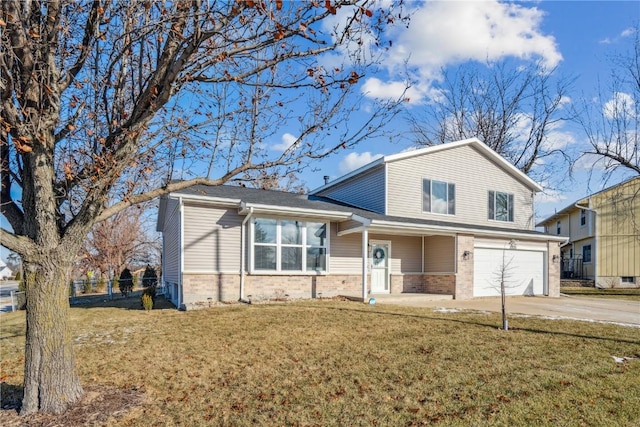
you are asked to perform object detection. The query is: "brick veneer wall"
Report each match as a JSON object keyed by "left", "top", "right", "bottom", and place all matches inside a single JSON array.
[
  {"left": 182, "top": 272, "right": 457, "bottom": 308},
  {"left": 454, "top": 234, "right": 475, "bottom": 300},
  {"left": 547, "top": 242, "right": 561, "bottom": 297}
]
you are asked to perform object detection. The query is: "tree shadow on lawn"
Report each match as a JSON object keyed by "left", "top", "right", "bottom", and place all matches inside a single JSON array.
[
  {"left": 70, "top": 291, "right": 176, "bottom": 311},
  {"left": 305, "top": 304, "right": 640, "bottom": 345}
]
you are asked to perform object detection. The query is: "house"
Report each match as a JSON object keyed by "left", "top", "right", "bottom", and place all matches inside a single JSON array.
[
  {"left": 157, "top": 138, "right": 565, "bottom": 309},
  {"left": 0, "top": 260, "right": 13, "bottom": 280},
  {"left": 537, "top": 176, "right": 640, "bottom": 288}
]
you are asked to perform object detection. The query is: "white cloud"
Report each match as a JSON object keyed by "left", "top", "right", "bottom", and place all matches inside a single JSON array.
[
  {"left": 338, "top": 151, "right": 383, "bottom": 174},
  {"left": 621, "top": 27, "right": 636, "bottom": 38},
  {"left": 272, "top": 133, "right": 298, "bottom": 151},
  {"left": 370, "top": 0, "right": 562, "bottom": 103},
  {"left": 360, "top": 78, "right": 424, "bottom": 103},
  {"left": 603, "top": 92, "right": 636, "bottom": 120}
]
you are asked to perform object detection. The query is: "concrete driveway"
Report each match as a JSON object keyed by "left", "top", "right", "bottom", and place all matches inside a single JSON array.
[{"left": 373, "top": 294, "right": 640, "bottom": 326}]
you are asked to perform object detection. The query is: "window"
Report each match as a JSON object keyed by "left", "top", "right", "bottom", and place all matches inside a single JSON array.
[
  {"left": 621, "top": 276, "right": 636, "bottom": 284},
  {"left": 556, "top": 221, "right": 561, "bottom": 235},
  {"left": 253, "top": 219, "right": 327, "bottom": 272},
  {"left": 423, "top": 179, "right": 455, "bottom": 215},
  {"left": 580, "top": 209, "right": 587, "bottom": 227},
  {"left": 488, "top": 191, "right": 514, "bottom": 222},
  {"left": 582, "top": 244, "right": 592, "bottom": 263}
]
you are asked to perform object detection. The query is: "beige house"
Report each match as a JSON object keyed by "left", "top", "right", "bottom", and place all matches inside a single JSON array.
[
  {"left": 537, "top": 177, "right": 640, "bottom": 288},
  {"left": 157, "top": 138, "right": 564, "bottom": 309}
]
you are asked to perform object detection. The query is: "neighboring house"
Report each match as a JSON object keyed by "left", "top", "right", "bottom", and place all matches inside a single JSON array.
[
  {"left": 157, "top": 138, "right": 564, "bottom": 309},
  {"left": 537, "top": 176, "right": 640, "bottom": 288},
  {"left": 0, "top": 260, "right": 13, "bottom": 280}
]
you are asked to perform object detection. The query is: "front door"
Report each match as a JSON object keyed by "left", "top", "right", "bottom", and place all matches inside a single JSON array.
[{"left": 370, "top": 241, "right": 390, "bottom": 294}]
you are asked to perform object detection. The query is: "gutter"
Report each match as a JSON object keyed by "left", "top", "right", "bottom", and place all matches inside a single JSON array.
[{"left": 240, "top": 206, "right": 254, "bottom": 302}]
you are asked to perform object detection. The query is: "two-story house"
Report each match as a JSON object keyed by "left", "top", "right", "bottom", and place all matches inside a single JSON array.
[
  {"left": 537, "top": 176, "right": 640, "bottom": 288},
  {"left": 157, "top": 138, "right": 565, "bottom": 309}
]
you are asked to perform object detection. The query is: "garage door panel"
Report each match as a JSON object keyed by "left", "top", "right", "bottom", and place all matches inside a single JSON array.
[{"left": 473, "top": 248, "right": 545, "bottom": 297}]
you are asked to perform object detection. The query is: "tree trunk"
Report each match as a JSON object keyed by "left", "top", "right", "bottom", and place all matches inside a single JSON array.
[{"left": 20, "top": 258, "right": 84, "bottom": 415}]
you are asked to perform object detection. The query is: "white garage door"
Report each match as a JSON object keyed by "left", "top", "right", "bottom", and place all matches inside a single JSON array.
[{"left": 473, "top": 248, "right": 545, "bottom": 297}]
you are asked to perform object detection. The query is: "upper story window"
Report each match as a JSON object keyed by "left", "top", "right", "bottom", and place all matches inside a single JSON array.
[
  {"left": 422, "top": 179, "right": 455, "bottom": 215},
  {"left": 488, "top": 191, "right": 514, "bottom": 222},
  {"left": 253, "top": 218, "right": 327, "bottom": 273},
  {"left": 556, "top": 220, "right": 561, "bottom": 235},
  {"left": 580, "top": 209, "right": 587, "bottom": 227}
]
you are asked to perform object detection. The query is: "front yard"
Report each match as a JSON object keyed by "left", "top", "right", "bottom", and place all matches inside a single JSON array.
[{"left": 1, "top": 298, "right": 639, "bottom": 426}]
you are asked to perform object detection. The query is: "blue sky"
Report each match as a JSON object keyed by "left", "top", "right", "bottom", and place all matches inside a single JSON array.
[{"left": 288, "top": 0, "right": 639, "bottom": 221}]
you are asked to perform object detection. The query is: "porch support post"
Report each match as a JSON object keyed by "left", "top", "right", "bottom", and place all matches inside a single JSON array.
[{"left": 362, "top": 228, "right": 368, "bottom": 301}]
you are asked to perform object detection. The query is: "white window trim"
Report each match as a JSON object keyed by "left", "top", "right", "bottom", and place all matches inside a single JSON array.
[
  {"left": 488, "top": 190, "right": 515, "bottom": 223},
  {"left": 250, "top": 218, "right": 330, "bottom": 275},
  {"left": 580, "top": 209, "right": 587, "bottom": 228},
  {"left": 422, "top": 178, "right": 456, "bottom": 216}
]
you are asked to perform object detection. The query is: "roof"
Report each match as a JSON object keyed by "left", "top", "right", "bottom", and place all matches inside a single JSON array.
[
  {"left": 310, "top": 138, "right": 543, "bottom": 194},
  {"left": 536, "top": 176, "right": 640, "bottom": 226},
  {"left": 160, "top": 184, "right": 563, "bottom": 242}
]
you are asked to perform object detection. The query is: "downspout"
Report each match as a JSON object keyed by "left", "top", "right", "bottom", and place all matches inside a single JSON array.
[
  {"left": 240, "top": 207, "right": 254, "bottom": 302},
  {"left": 575, "top": 199, "right": 598, "bottom": 283},
  {"left": 179, "top": 197, "right": 184, "bottom": 310},
  {"left": 362, "top": 227, "right": 369, "bottom": 302}
]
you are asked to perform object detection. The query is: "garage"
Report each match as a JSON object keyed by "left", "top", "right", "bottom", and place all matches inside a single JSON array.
[{"left": 473, "top": 247, "right": 546, "bottom": 297}]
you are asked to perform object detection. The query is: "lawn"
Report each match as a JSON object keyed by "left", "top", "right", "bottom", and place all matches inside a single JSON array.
[
  {"left": 561, "top": 287, "right": 640, "bottom": 301},
  {"left": 1, "top": 297, "right": 639, "bottom": 426}
]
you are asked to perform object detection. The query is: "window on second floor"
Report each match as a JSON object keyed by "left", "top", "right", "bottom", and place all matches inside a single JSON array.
[
  {"left": 582, "top": 244, "right": 592, "bottom": 263},
  {"left": 488, "top": 190, "right": 514, "bottom": 222},
  {"left": 423, "top": 179, "right": 455, "bottom": 215},
  {"left": 580, "top": 209, "right": 587, "bottom": 227},
  {"left": 556, "top": 221, "right": 561, "bottom": 235}
]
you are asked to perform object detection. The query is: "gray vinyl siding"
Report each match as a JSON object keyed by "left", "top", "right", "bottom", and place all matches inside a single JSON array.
[
  {"left": 183, "top": 203, "right": 243, "bottom": 273},
  {"left": 370, "top": 234, "right": 422, "bottom": 273},
  {"left": 162, "top": 198, "right": 181, "bottom": 284},
  {"left": 329, "top": 229, "right": 423, "bottom": 274},
  {"left": 318, "top": 165, "right": 386, "bottom": 213},
  {"left": 386, "top": 145, "right": 535, "bottom": 229},
  {"left": 329, "top": 226, "right": 362, "bottom": 273},
  {"left": 424, "top": 235, "right": 455, "bottom": 272}
]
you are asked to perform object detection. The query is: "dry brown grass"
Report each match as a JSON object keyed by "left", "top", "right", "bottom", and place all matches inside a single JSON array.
[
  {"left": 562, "top": 287, "right": 640, "bottom": 301},
  {"left": 1, "top": 297, "right": 639, "bottom": 426}
]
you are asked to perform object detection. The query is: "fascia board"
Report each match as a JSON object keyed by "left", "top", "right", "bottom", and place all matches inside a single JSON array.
[{"left": 240, "top": 203, "right": 352, "bottom": 220}]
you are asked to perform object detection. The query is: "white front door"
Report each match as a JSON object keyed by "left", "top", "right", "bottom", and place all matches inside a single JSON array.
[{"left": 370, "top": 241, "right": 390, "bottom": 294}]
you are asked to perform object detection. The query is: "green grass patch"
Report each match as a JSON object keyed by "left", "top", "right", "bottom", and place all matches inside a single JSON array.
[
  {"left": 1, "top": 298, "right": 639, "bottom": 426},
  {"left": 562, "top": 287, "right": 640, "bottom": 301}
]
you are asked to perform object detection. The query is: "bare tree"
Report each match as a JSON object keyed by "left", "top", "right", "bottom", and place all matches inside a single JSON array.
[
  {"left": 574, "top": 28, "right": 640, "bottom": 178},
  {"left": 0, "top": 0, "right": 408, "bottom": 414},
  {"left": 408, "top": 61, "right": 573, "bottom": 182},
  {"left": 77, "top": 205, "right": 160, "bottom": 280}
]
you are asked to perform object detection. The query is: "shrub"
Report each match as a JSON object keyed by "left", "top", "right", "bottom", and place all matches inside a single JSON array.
[
  {"left": 141, "top": 293, "right": 153, "bottom": 311},
  {"left": 118, "top": 268, "right": 133, "bottom": 297},
  {"left": 141, "top": 286, "right": 156, "bottom": 310},
  {"left": 142, "top": 265, "right": 158, "bottom": 288},
  {"left": 83, "top": 280, "right": 92, "bottom": 294}
]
